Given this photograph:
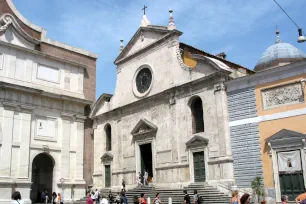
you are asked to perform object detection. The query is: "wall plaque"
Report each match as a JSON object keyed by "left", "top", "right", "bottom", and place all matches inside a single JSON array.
[{"left": 262, "top": 82, "right": 304, "bottom": 109}]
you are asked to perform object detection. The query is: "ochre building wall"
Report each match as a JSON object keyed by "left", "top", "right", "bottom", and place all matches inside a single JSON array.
[{"left": 255, "top": 73, "right": 306, "bottom": 188}]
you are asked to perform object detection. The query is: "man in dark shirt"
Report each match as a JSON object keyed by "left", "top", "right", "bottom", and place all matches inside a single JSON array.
[{"left": 183, "top": 190, "right": 191, "bottom": 204}]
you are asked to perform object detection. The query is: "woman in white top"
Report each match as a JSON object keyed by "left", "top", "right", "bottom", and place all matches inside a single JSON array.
[{"left": 11, "top": 191, "right": 24, "bottom": 204}]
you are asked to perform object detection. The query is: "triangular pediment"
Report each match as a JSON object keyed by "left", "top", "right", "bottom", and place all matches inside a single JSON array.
[
  {"left": 0, "top": 13, "right": 39, "bottom": 49},
  {"left": 186, "top": 135, "right": 209, "bottom": 148},
  {"left": 115, "top": 26, "right": 181, "bottom": 64},
  {"left": 266, "top": 129, "right": 306, "bottom": 147},
  {"left": 101, "top": 152, "right": 113, "bottom": 162},
  {"left": 131, "top": 119, "right": 157, "bottom": 136}
]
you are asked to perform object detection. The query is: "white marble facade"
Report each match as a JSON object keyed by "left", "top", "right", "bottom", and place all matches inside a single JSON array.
[
  {"left": 0, "top": 9, "right": 94, "bottom": 204},
  {"left": 90, "top": 14, "right": 249, "bottom": 191}
]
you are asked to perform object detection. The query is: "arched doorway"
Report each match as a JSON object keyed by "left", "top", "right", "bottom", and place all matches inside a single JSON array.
[{"left": 30, "top": 153, "right": 54, "bottom": 203}]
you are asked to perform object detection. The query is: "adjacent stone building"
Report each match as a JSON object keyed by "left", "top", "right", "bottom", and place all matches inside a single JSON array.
[
  {"left": 90, "top": 11, "right": 252, "bottom": 190},
  {"left": 0, "top": 0, "right": 97, "bottom": 203},
  {"left": 226, "top": 31, "right": 306, "bottom": 203}
]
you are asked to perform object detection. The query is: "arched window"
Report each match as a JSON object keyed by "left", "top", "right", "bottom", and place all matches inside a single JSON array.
[
  {"left": 105, "top": 124, "right": 112, "bottom": 151},
  {"left": 190, "top": 97, "right": 204, "bottom": 133}
]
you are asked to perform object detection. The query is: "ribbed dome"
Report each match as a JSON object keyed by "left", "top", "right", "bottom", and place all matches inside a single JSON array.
[{"left": 254, "top": 32, "right": 306, "bottom": 71}]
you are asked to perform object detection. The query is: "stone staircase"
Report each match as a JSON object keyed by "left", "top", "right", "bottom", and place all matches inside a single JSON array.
[
  {"left": 125, "top": 183, "right": 230, "bottom": 204},
  {"left": 74, "top": 183, "right": 230, "bottom": 204}
]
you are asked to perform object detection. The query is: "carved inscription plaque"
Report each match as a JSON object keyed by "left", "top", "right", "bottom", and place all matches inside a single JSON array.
[{"left": 262, "top": 82, "right": 304, "bottom": 109}]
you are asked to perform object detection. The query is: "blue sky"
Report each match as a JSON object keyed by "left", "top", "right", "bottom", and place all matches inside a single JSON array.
[{"left": 12, "top": 0, "right": 306, "bottom": 99}]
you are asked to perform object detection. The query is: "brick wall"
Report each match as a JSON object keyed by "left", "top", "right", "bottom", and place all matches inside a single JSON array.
[
  {"left": 40, "top": 43, "right": 96, "bottom": 102},
  {"left": 227, "top": 87, "right": 263, "bottom": 187},
  {"left": 0, "top": 0, "right": 41, "bottom": 40}
]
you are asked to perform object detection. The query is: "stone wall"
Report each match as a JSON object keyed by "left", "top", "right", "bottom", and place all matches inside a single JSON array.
[
  {"left": 93, "top": 74, "right": 234, "bottom": 189},
  {"left": 227, "top": 87, "right": 263, "bottom": 187}
]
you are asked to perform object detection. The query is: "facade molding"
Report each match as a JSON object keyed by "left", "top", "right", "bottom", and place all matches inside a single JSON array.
[{"left": 229, "top": 107, "right": 306, "bottom": 127}]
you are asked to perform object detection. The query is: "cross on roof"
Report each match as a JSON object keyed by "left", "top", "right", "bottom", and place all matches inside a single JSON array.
[{"left": 142, "top": 5, "right": 147, "bottom": 15}]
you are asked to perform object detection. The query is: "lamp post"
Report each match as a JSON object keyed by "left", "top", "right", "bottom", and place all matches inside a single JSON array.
[{"left": 60, "top": 178, "right": 65, "bottom": 203}]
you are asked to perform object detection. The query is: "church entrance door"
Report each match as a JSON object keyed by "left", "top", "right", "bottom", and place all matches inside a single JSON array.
[
  {"left": 278, "top": 150, "right": 305, "bottom": 201},
  {"left": 30, "top": 153, "right": 54, "bottom": 203},
  {"left": 105, "top": 165, "right": 111, "bottom": 187},
  {"left": 193, "top": 151, "right": 205, "bottom": 182},
  {"left": 140, "top": 143, "right": 153, "bottom": 181}
]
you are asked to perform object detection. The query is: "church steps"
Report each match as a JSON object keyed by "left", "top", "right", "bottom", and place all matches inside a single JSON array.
[{"left": 124, "top": 183, "right": 230, "bottom": 204}]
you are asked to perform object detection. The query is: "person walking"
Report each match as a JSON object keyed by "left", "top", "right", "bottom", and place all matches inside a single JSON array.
[
  {"left": 143, "top": 171, "right": 148, "bottom": 186},
  {"left": 193, "top": 190, "right": 201, "bottom": 204},
  {"left": 183, "top": 190, "right": 190, "bottom": 204},
  {"left": 87, "top": 193, "right": 93, "bottom": 204},
  {"left": 57, "top": 193, "right": 62, "bottom": 204},
  {"left": 109, "top": 191, "right": 114, "bottom": 204},
  {"left": 91, "top": 192, "right": 96, "bottom": 204},
  {"left": 139, "top": 193, "right": 146, "bottom": 204},
  {"left": 122, "top": 179, "right": 126, "bottom": 189},
  {"left": 42, "top": 191, "right": 46, "bottom": 203},
  {"left": 11, "top": 191, "right": 24, "bottom": 204},
  {"left": 240, "top": 194, "right": 251, "bottom": 204},
  {"left": 115, "top": 192, "right": 121, "bottom": 204},
  {"left": 121, "top": 192, "right": 128, "bottom": 204},
  {"left": 152, "top": 193, "right": 161, "bottom": 204},
  {"left": 229, "top": 190, "right": 240, "bottom": 204},
  {"left": 136, "top": 172, "right": 143, "bottom": 187},
  {"left": 52, "top": 192, "right": 57, "bottom": 204},
  {"left": 45, "top": 191, "right": 49, "bottom": 204},
  {"left": 95, "top": 189, "right": 100, "bottom": 204}
]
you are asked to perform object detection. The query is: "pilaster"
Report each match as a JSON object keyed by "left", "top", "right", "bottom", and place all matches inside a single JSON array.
[
  {"left": 214, "top": 82, "right": 232, "bottom": 157},
  {"left": 75, "top": 115, "right": 86, "bottom": 181},
  {"left": 61, "top": 113, "right": 72, "bottom": 179},
  {"left": 0, "top": 105, "right": 14, "bottom": 176},
  {"left": 19, "top": 110, "right": 32, "bottom": 178}
]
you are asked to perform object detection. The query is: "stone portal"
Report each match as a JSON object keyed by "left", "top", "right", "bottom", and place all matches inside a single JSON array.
[
  {"left": 30, "top": 153, "right": 54, "bottom": 203},
  {"left": 140, "top": 143, "right": 153, "bottom": 179}
]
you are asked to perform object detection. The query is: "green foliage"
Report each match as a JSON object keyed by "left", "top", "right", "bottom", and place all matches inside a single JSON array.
[{"left": 251, "top": 176, "right": 266, "bottom": 203}]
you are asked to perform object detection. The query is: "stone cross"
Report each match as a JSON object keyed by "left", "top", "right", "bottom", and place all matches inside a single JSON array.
[{"left": 142, "top": 5, "right": 147, "bottom": 15}]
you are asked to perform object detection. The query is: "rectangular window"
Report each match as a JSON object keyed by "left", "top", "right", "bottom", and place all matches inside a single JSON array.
[{"left": 37, "top": 64, "right": 60, "bottom": 83}]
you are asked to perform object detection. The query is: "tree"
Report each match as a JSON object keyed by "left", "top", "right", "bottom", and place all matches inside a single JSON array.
[{"left": 251, "top": 176, "right": 266, "bottom": 203}]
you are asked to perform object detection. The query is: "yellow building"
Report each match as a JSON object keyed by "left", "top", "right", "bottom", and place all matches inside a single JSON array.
[{"left": 226, "top": 31, "right": 306, "bottom": 203}]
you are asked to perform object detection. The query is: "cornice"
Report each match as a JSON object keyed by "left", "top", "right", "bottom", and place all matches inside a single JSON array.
[
  {"left": 93, "top": 71, "right": 229, "bottom": 120},
  {"left": 0, "top": 41, "right": 88, "bottom": 69},
  {"left": 0, "top": 81, "right": 93, "bottom": 105}
]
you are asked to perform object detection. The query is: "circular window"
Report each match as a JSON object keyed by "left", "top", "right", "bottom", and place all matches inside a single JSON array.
[{"left": 136, "top": 68, "right": 152, "bottom": 93}]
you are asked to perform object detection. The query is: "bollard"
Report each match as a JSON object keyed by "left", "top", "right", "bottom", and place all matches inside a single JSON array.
[
  {"left": 168, "top": 197, "right": 172, "bottom": 204},
  {"left": 147, "top": 197, "right": 150, "bottom": 204}
]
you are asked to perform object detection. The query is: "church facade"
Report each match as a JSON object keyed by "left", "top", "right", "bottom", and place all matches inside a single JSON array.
[
  {"left": 90, "top": 11, "right": 252, "bottom": 190},
  {"left": 0, "top": 1, "right": 97, "bottom": 203}
]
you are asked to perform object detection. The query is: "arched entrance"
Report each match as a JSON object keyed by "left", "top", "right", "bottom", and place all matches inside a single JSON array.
[{"left": 30, "top": 153, "right": 55, "bottom": 203}]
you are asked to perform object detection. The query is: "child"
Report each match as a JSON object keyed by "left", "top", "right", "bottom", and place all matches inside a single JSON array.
[{"left": 281, "top": 195, "right": 288, "bottom": 204}]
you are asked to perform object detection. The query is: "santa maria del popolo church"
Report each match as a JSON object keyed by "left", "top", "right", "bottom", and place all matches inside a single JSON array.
[
  {"left": 0, "top": 0, "right": 97, "bottom": 203},
  {"left": 90, "top": 11, "right": 253, "bottom": 190}
]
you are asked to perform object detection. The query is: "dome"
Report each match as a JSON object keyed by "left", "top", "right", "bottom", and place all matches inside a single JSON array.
[{"left": 254, "top": 31, "right": 306, "bottom": 71}]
